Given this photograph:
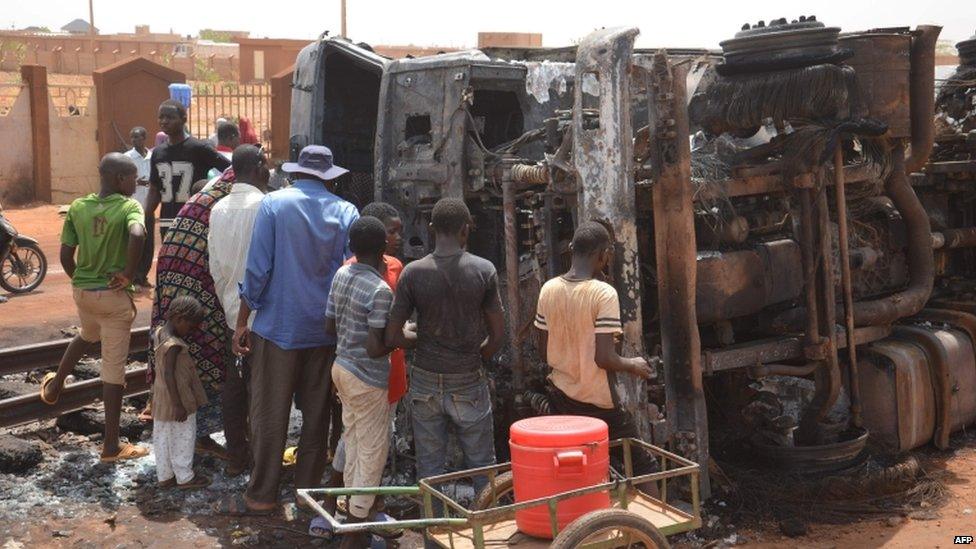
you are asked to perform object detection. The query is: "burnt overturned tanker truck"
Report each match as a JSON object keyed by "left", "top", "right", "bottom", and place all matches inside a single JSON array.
[{"left": 289, "top": 19, "right": 976, "bottom": 497}]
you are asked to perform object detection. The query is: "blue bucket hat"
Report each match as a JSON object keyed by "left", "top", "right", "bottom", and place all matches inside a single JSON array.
[{"left": 281, "top": 145, "right": 349, "bottom": 181}]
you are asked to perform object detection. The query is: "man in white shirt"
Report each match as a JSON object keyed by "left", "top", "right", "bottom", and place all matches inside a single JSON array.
[
  {"left": 124, "top": 127, "right": 154, "bottom": 288},
  {"left": 208, "top": 144, "right": 268, "bottom": 476},
  {"left": 208, "top": 117, "right": 228, "bottom": 147}
]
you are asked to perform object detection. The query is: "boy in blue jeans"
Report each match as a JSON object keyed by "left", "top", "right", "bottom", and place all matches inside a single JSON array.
[{"left": 385, "top": 198, "right": 506, "bottom": 497}]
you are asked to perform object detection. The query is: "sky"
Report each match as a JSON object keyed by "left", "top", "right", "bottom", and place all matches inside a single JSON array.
[{"left": 4, "top": 0, "right": 974, "bottom": 50}]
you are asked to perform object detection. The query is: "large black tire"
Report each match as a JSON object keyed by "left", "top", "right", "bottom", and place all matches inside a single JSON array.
[
  {"left": 551, "top": 508, "right": 670, "bottom": 549},
  {"left": 0, "top": 242, "right": 46, "bottom": 294},
  {"left": 473, "top": 470, "right": 514, "bottom": 510}
]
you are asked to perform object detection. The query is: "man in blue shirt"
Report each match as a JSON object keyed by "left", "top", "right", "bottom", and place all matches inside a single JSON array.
[{"left": 215, "top": 145, "right": 358, "bottom": 516}]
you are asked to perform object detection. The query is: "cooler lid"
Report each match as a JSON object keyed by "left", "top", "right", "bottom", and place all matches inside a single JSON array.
[{"left": 510, "top": 415, "right": 608, "bottom": 447}]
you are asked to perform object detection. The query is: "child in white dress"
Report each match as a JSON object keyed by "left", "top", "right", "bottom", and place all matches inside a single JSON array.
[{"left": 152, "top": 295, "right": 211, "bottom": 489}]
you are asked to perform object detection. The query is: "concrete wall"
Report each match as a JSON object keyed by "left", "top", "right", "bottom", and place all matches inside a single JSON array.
[
  {"left": 270, "top": 68, "right": 294, "bottom": 162},
  {"left": 477, "top": 32, "right": 543, "bottom": 48},
  {"left": 0, "top": 32, "right": 238, "bottom": 80},
  {"left": 373, "top": 44, "right": 457, "bottom": 58},
  {"left": 0, "top": 87, "right": 35, "bottom": 204},
  {"left": 3, "top": 50, "right": 238, "bottom": 80},
  {"left": 239, "top": 39, "right": 309, "bottom": 82},
  {"left": 0, "top": 32, "right": 183, "bottom": 56},
  {"left": 48, "top": 90, "right": 99, "bottom": 204}
]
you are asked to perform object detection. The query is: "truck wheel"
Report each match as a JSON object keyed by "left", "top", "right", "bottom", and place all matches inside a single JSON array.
[{"left": 551, "top": 508, "right": 670, "bottom": 549}]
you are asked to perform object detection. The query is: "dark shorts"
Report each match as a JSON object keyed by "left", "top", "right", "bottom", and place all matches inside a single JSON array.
[
  {"left": 547, "top": 384, "right": 638, "bottom": 440},
  {"left": 547, "top": 383, "right": 656, "bottom": 476}
]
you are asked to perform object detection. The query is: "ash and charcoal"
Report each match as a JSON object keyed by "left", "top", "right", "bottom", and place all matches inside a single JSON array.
[{"left": 0, "top": 405, "right": 249, "bottom": 520}]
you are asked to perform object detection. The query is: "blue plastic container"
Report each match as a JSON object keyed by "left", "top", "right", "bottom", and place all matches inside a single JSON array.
[{"left": 168, "top": 83, "right": 192, "bottom": 108}]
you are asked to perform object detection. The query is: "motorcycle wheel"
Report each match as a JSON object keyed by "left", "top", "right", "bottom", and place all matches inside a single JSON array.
[{"left": 1, "top": 242, "right": 47, "bottom": 294}]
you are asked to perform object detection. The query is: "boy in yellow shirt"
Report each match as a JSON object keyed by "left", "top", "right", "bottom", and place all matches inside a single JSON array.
[{"left": 534, "top": 221, "right": 653, "bottom": 438}]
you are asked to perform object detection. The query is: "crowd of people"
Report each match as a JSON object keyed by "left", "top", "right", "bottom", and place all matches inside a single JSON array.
[{"left": 37, "top": 97, "right": 653, "bottom": 547}]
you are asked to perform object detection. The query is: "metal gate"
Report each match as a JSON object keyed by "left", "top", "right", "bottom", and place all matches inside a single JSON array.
[{"left": 188, "top": 82, "right": 272, "bottom": 150}]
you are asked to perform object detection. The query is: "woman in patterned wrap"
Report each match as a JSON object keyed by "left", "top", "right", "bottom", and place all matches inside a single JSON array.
[{"left": 148, "top": 171, "right": 234, "bottom": 459}]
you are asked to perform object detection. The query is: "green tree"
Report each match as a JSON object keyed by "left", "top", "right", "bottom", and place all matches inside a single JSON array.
[
  {"left": 193, "top": 57, "right": 220, "bottom": 83},
  {"left": 199, "top": 29, "right": 233, "bottom": 43},
  {"left": 0, "top": 40, "right": 27, "bottom": 64},
  {"left": 936, "top": 39, "right": 958, "bottom": 57}
]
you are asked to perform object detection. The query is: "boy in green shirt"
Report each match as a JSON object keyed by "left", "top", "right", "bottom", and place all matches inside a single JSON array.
[{"left": 40, "top": 152, "right": 150, "bottom": 462}]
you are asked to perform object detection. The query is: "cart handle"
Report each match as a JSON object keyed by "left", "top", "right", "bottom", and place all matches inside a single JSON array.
[{"left": 296, "top": 489, "right": 468, "bottom": 534}]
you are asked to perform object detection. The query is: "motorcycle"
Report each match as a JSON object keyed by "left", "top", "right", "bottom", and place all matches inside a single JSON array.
[{"left": 0, "top": 201, "right": 47, "bottom": 294}]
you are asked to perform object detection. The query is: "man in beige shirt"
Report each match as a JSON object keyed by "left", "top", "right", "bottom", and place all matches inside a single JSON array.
[{"left": 534, "top": 221, "right": 653, "bottom": 439}]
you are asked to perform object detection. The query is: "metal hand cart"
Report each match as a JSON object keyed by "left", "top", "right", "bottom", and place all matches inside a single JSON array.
[{"left": 298, "top": 438, "right": 701, "bottom": 548}]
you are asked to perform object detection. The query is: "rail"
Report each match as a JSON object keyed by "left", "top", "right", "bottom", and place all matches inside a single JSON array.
[
  {"left": 0, "top": 327, "right": 151, "bottom": 428},
  {"left": 0, "top": 367, "right": 149, "bottom": 428},
  {"left": 0, "top": 327, "right": 150, "bottom": 377}
]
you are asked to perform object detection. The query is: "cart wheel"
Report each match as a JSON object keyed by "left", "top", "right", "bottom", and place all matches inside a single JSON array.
[
  {"left": 551, "top": 509, "right": 670, "bottom": 549},
  {"left": 473, "top": 471, "right": 514, "bottom": 510}
]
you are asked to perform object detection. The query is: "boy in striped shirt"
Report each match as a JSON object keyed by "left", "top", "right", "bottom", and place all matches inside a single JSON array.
[{"left": 325, "top": 216, "right": 413, "bottom": 547}]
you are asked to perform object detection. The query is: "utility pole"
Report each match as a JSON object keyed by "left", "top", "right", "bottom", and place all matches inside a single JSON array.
[
  {"left": 88, "top": 0, "right": 96, "bottom": 53},
  {"left": 340, "top": 0, "right": 347, "bottom": 38}
]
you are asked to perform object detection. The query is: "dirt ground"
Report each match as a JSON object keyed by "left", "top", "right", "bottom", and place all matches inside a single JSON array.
[
  {"left": 726, "top": 435, "right": 976, "bottom": 549},
  {"left": 2, "top": 204, "right": 976, "bottom": 548}
]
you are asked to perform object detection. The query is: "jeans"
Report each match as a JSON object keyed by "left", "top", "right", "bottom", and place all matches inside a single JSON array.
[{"left": 409, "top": 367, "right": 496, "bottom": 497}]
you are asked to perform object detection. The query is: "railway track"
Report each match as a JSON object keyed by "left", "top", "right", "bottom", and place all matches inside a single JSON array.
[{"left": 0, "top": 327, "right": 151, "bottom": 428}]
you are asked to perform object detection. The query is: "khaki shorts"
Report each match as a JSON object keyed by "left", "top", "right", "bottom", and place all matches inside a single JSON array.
[{"left": 73, "top": 288, "right": 136, "bottom": 386}]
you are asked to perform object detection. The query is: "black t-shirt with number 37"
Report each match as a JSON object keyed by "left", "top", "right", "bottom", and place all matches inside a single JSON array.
[{"left": 149, "top": 137, "right": 230, "bottom": 222}]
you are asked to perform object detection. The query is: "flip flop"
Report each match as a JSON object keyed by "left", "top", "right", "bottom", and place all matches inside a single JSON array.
[
  {"left": 195, "top": 438, "right": 231, "bottom": 461},
  {"left": 137, "top": 404, "right": 153, "bottom": 423},
  {"left": 308, "top": 516, "right": 334, "bottom": 540},
  {"left": 225, "top": 461, "right": 249, "bottom": 478},
  {"left": 368, "top": 512, "right": 405, "bottom": 540},
  {"left": 213, "top": 494, "right": 276, "bottom": 517},
  {"left": 178, "top": 473, "right": 212, "bottom": 490},
  {"left": 100, "top": 443, "right": 149, "bottom": 463},
  {"left": 39, "top": 372, "right": 59, "bottom": 405}
]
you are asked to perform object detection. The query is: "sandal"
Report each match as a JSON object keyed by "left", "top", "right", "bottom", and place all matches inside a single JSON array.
[
  {"left": 225, "top": 461, "right": 249, "bottom": 478},
  {"left": 100, "top": 443, "right": 149, "bottom": 463},
  {"left": 308, "top": 516, "right": 334, "bottom": 540},
  {"left": 137, "top": 404, "right": 152, "bottom": 423},
  {"left": 178, "top": 473, "right": 212, "bottom": 490},
  {"left": 39, "top": 372, "right": 60, "bottom": 405},
  {"left": 213, "top": 494, "right": 276, "bottom": 517},
  {"left": 368, "top": 512, "right": 405, "bottom": 540},
  {"left": 195, "top": 437, "right": 231, "bottom": 461}
]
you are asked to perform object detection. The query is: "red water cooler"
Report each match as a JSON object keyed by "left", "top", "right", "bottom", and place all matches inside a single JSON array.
[{"left": 509, "top": 415, "right": 611, "bottom": 538}]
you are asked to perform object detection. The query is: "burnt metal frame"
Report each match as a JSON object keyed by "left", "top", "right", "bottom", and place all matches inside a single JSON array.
[
  {"left": 646, "top": 50, "right": 711, "bottom": 497},
  {"left": 573, "top": 27, "right": 652, "bottom": 442}
]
